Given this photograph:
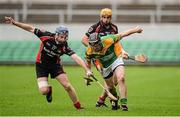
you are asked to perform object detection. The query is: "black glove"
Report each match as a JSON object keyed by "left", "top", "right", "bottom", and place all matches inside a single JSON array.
[{"left": 84, "top": 77, "right": 93, "bottom": 86}]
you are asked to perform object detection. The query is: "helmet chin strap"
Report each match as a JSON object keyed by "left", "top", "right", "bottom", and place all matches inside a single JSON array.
[
  {"left": 54, "top": 34, "right": 59, "bottom": 44},
  {"left": 55, "top": 38, "right": 60, "bottom": 44}
]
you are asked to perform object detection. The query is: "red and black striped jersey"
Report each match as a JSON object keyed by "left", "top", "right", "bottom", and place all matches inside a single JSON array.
[
  {"left": 34, "top": 28, "right": 75, "bottom": 64},
  {"left": 85, "top": 21, "right": 118, "bottom": 37}
]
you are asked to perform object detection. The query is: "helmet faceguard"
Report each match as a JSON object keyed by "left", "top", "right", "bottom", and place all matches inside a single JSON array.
[
  {"left": 54, "top": 26, "right": 69, "bottom": 44},
  {"left": 89, "top": 33, "right": 100, "bottom": 45},
  {"left": 55, "top": 26, "right": 69, "bottom": 42},
  {"left": 89, "top": 33, "right": 103, "bottom": 52}
]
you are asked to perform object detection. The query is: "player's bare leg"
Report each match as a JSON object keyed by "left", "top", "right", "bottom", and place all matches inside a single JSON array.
[
  {"left": 114, "top": 66, "right": 128, "bottom": 111},
  {"left": 37, "top": 77, "right": 52, "bottom": 103},
  {"left": 56, "top": 73, "right": 83, "bottom": 109}
]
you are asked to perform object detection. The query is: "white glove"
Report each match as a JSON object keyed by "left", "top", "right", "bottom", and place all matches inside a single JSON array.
[{"left": 86, "top": 70, "right": 93, "bottom": 77}]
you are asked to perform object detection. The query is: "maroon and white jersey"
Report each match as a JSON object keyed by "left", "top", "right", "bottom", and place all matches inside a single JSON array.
[
  {"left": 34, "top": 28, "right": 75, "bottom": 64},
  {"left": 85, "top": 21, "right": 118, "bottom": 37}
]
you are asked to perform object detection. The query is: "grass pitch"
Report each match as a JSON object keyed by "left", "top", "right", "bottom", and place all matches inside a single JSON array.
[{"left": 0, "top": 66, "right": 180, "bottom": 116}]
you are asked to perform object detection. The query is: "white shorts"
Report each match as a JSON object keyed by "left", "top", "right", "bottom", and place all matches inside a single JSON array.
[{"left": 102, "top": 57, "right": 124, "bottom": 79}]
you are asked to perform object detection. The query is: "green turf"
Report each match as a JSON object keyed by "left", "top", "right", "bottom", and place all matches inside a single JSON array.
[{"left": 0, "top": 66, "right": 180, "bottom": 116}]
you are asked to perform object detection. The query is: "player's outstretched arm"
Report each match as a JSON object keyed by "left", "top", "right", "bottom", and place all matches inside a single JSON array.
[
  {"left": 117, "top": 26, "right": 143, "bottom": 41},
  {"left": 4, "top": 16, "right": 35, "bottom": 33},
  {"left": 81, "top": 35, "right": 89, "bottom": 47},
  {"left": 71, "top": 54, "right": 93, "bottom": 77},
  {"left": 128, "top": 54, "right": 148, "bottom": 63}
]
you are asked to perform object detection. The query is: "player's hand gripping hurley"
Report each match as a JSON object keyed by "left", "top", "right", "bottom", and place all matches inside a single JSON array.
[{"left": 128, "top": 54, "right": 148, "bottom": 63}]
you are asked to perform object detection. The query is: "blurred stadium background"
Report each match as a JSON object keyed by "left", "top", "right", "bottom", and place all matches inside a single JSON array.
[{"left": 0, "top": 0, "right": 180, "bottom": 65}]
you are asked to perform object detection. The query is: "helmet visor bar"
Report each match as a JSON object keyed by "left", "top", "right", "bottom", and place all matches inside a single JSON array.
[
  {"left": 57, "top": 30, "right": 68, "bottom": 35},
  {"left": 89, "top": 40, "right": 101, "bottom": 46}
]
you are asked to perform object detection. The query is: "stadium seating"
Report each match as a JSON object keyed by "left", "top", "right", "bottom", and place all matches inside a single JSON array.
[
  {"left": 0, "top": 40, "right": 179, "bottom": 65},
  {"left": 0, "top": 0, "right": 180, "bottom": 23}
]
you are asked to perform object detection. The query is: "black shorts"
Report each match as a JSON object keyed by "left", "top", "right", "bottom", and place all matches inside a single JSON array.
[{"left": 36, "top": 62, "right": 66, "bottom": 79}]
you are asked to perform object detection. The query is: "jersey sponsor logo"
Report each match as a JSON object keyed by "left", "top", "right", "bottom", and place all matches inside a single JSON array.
[
  {"left": 43, "top": 47, "right": 59, "bottom": 57},
  {"left": 52, "top": 45, "right": 57, "bottom": 50},
  {"left": 45, "top": 42, "right": 58, "bottom": 51},
  {"left": 88, "top": 27, "right": 93, "bottom": 33},
  {"left": 46, "top": 42, "right": 51, "bottom": 46},
  {"left": 101, "top": 52, "right": 115, "bottom": 61},
  {"left": 99, "top": 32, "right": 112, "bottom": 37}
]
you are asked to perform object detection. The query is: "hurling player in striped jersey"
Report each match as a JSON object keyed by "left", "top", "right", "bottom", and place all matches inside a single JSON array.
[
  {"left": 81, "top": 8, "right": 130, "bottom": 109},
  {"left": 85, "top": 26, "right": 143, "bottom": 111},
  {"left": 5, "top": 16, "right": 93, "bottom": 109}
]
